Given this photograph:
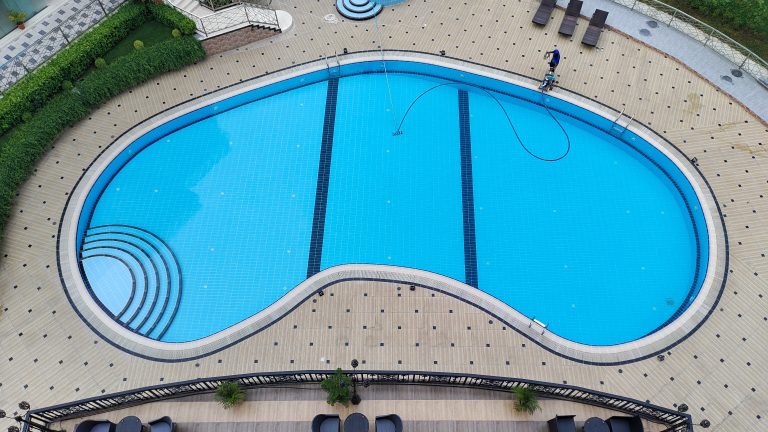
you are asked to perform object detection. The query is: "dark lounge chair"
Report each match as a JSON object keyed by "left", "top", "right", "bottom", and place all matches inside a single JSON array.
[
  {"left": 75, "top": 421, "right": 115, "bottom": 432},
  {"left": 532, "top": 0, "right": 557, "bottom": 26},
  {"left": 312, "top": 414, "right": 340, "bottom": 432},
  {"left": 148, "top": 417, "right": 174, "bottom": 432},
  {"left": 558, "top": 0, "right": 583, "bottom": 36},
  {"left": 375, "top": 414, "right": 403, "bottom": 432},
  {"left": 547, "top": 415, "right": 576, "bottom": 432},
  {"left": 606, "top": 415, "right": 644, "bottom": 432},
  {"left": 581, "top": 9, "right": 609, "bottom": 46}
]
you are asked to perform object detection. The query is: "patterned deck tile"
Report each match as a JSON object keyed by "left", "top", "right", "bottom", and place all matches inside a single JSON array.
[{"left": 1, "top": 1, "right": 767, "bottom": 431}]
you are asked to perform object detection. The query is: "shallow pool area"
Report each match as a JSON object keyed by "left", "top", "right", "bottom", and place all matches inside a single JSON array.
[{"left": 73, "top": 60, "right": 710, "bottom": 345}]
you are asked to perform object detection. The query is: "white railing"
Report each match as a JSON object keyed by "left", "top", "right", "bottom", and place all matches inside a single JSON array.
[
  {"left": 166, "top": 1, "right": 279, "bottom": 38},
  {"left": 607, "top": 0, "right": 768, "bottom": 88}
]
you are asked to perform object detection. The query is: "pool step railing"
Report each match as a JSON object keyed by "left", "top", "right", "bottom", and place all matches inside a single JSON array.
[
  {"left": 528, "top": 318, "right": 548, "bottom": 335},
  {"left": 81, "top": 225, "right": 182, "bottom": 340},
  {"left": 609, "top": 109, "right": 634, "bottom": 135},
  {"left": 324, "top": 52, "right": 341, "bottom": 77}
]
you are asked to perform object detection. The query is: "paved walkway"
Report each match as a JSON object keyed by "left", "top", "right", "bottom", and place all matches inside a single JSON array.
[
  {"left": 581, "top": 0, "right": 768, "bottom": 120},
  {"left": 0, "top": 1, "right": 766, "bottom": 431}
]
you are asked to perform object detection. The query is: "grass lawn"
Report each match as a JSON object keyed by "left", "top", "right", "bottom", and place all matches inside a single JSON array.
[
  {"left": 644, "top": 0, "right": 768, "bottom": 61},
  {"left": 103, "top": 20, "right": 174, "bottom": 63}
]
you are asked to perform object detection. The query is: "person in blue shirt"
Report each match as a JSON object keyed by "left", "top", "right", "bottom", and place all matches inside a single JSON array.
[{"left": 545, "top": 49, "right": 561, "bottom": 70}]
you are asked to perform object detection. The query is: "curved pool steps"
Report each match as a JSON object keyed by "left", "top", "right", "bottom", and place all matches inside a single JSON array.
[
  {"left": 83, "top": 226, "right": 182, "bottom": 340},
  {"left": 82, "top": 238, "right": 160, "bottom": 331},
  {"left": 87, "top": 226, "right": 183, "bottom": 339},
  {"left": 81, "top": 249, "right": 144, "bottom": 320},
  {"left": 86, "top": 233, "right": 172, "bottom": 336},
  {"left": 335, "top": 0, "right": 383, "bottom": 20}
]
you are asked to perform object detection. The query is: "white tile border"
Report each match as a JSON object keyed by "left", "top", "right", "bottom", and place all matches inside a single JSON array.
[{"left": 57, "top": 52, "right": 727, "bottom": 363}]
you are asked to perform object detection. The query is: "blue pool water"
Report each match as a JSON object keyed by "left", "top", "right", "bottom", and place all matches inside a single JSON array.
[{"left": 77, "top": 61, "right": 709, "bottom": 345}]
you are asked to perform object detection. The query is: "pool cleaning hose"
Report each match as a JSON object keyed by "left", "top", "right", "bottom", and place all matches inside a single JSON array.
[{"left": 392, "top": 82, "right": 571, "bottom": 162}]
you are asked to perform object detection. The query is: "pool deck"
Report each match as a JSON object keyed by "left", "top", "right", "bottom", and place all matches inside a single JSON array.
[{"left": 1, "top": 0, "right": 767, "bottom": 431}]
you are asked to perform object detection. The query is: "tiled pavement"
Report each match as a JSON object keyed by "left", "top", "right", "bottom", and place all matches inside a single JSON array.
[
  {"left": 581, "top": 0, "right": 768, "bottom": 120},
  {"left": 1, "top": 1, "right": 767, "bottom": 431},
  {"left": 0, "top": 0, "right": 126, "bottom": 62}
]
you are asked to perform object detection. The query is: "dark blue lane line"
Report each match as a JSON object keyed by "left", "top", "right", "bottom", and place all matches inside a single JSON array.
[
  {"left": 307, "top": 78, "right": 340, "bottom": 278},
  {"left": 458, "top": 90, "right": 479, "bottom": 288}
]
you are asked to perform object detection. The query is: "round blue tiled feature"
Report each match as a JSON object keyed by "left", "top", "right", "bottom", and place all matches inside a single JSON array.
[{"left": 336, "top": 0, "right": 383, "bottom": 20}]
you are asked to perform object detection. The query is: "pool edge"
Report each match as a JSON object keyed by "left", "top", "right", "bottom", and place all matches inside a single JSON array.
[{"left": 56, "top": 51, "right": 728, "bottom": 364}]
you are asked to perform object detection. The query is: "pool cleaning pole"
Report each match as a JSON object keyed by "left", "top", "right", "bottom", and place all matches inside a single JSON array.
[{"left": 373, "top": 13, "right": 399, "bottom": 133}]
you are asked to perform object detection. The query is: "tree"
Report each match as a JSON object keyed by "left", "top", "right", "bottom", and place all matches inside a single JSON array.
[
  {"left": 512, "top": 386, "right": 540, "bottom": 414},
  {"left": 215, "top": 381, "right": 246, "bottom": 409},
  {"left": 320, "top": 368, "right": 352, "bottom": 406}
]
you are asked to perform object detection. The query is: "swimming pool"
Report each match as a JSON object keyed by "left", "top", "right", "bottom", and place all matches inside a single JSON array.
[{"left": 70, "top": 60, "right": 711, "bottom": 346}]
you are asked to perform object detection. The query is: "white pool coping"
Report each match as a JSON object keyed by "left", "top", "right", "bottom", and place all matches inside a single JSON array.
[{"left": 57, "top": 52, "right": 727, "bottom": 363}]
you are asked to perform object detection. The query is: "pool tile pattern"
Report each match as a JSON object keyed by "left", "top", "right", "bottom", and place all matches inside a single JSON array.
[
  {"left": 308, "top": 77, "right": 340, "bottom": 278},
  {"left": 0, "top": 0, "right": 767, "bottom": 431},
  {"left": 458, "top": 89, "right": 479, "bottom": 288}
]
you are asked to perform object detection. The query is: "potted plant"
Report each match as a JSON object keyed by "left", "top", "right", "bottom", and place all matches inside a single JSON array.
[
  {"left": 512, "top": 386, "right": 541, "bottom": 414},
  {"left": 320, "top": 368, "right": 352, "bottom": 406},
  {"left": 8, "top": 11, "right": 27, "bottom": 30},
  {"left": 214, "top": 381, "right": 246, "bottom": 409}
]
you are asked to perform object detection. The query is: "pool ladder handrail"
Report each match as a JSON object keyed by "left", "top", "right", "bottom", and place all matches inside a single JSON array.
[
  {"left": 528, "top": 318, "right": 548, "bottom": 335},
  {"left": 324, "top": 52, "right": 342, "bottom": 77},
  {"left": 610, "top": 108, "right": 634, "bottom": 135}
]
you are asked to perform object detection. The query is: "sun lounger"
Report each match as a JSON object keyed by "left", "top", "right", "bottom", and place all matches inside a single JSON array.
[
  {"left": 148, "top": 417, "right": 174, "bottom": 432},
  {"left": 532, "top": 0, "right": 557, "bottom": 26},
  {"left": 75, "top": 421, "right": 115, "bottom": 432},
  {"left": 547, "top": 415, "right": 576, "bottom": 432},
  {"left": 581, "top": 9, "right": 609, "bottom": 46},
  {"left": 312, "top": 414, "right": 340, "bottom": 432},
  {"left": 375, "top": 415, "right": 403, "bottom": 432},
  {"left": 558, "top": 0, "right": 583, "bottom": 36},
  {"left": 606, "top": 415, "right": 645, "bottom": 432}
]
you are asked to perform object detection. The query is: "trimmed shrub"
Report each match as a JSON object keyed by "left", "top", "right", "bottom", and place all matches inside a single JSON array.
[
  {"left": 61, "top": 80, "right": 73, "bottom": 91},
  {"left": 171, "top": 28, "right": 181, "bottom": 38},
  {"left": 0, "top": 35, "right": 205, "bottom": 242},
  {"left": 0, "top": 2, "right": 148, "bottom": 136},
  {"left": 77, "top": 36, "right": 204, "bottom": 107},
  {"left": 133, "top": 39, "right": 145, "bottom": 50},
  {"left": 21, "top": 112, "right": 32, "bottom": 122},
  {"left": 94, "top": 57, "right": 107, "bottom": 69},
  {"left": 146, "top": 2, "right": 196, "bottom": 35}
]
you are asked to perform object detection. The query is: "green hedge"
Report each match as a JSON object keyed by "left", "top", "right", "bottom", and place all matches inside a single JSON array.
[
  {"left": 0, "top": 3, "right": 148, "bottom": 136},
  {"left": 686, "top": 0, "right": 768, "bottom": 37},
  {"left": 146, "top": 2, "right": 197, "bottom": 35},
  {"left": 78, "top": 36, "right": 205, "bottom": 105},
  {"left": 0, "top": 36, "right": 205, "bottom": 241}
]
